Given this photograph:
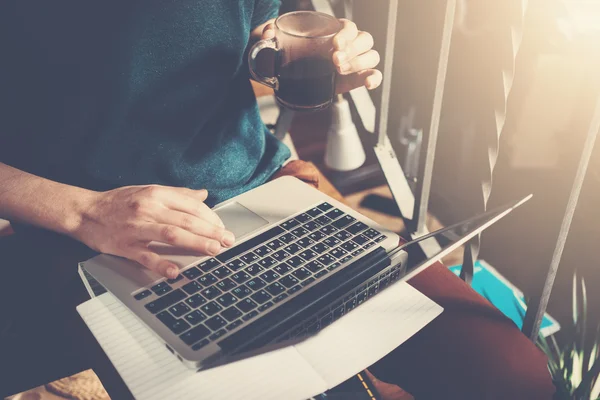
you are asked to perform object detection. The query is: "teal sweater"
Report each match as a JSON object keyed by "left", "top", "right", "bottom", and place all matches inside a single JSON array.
[{"left": 0, "top": 1, "right": 290, "bottom": 206}]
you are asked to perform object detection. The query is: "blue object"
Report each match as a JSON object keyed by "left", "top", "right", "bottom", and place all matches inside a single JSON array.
[{"left": 449, "top": 260, "right": 560, "bottom": 337}]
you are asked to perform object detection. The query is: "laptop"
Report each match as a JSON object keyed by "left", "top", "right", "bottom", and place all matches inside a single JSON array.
[{"left": 83, "top": 176, "right": 530, "bottom": 369}]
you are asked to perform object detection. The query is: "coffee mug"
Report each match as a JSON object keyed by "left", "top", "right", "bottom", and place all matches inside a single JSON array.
[{"left": 248, "top": 11, "right": 342, "bottom": 112}]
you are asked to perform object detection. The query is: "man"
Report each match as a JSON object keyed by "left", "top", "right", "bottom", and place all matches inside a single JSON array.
[{"left": 0, "top": 1, "right": 555, "bottom": 398}]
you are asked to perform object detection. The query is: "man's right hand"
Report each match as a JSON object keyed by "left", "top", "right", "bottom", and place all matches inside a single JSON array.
[{"left": 73, "top": 185, "right": 234, "bottom": 279}]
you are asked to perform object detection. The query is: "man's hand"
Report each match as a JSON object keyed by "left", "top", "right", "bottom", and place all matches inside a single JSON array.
[
  {"left": 261, "top": 19, "right": 382, "bottom": 94},
  {"left": 74, "top": 185, "right": 234, "bottom": 279}
]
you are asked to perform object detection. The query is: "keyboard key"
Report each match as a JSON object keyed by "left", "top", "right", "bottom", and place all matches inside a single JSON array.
[
  {"left": 198, "top": 273, "right": 218, "bottom": 287},
  {"left": 284, "top": 243, "right": 302, "bottom": 255},
  {"left": 260, "top": 270, "right": 280, "bottom": 283},
  {"left": 306, "top": 207, "right": 323, "bottom": 217},
  {"left": 216, "top": 293, "right": 238, "bottom": 308},
  {"left": 305, "top": 260, "right": 324, "bottom": 273},
  {"left": 347, "top": 221, "right": 369, "bottom": 235},
  {"left": 251, "top": 289, "right": 272, "bottom": 304},
  {"left": 168, "top": 302, "right": 191, "bottom": 317},
  {"left": 134, "top": 290, "right": 152, "bottom": 300},
  {"left": 317, "top": 202, "right": 333, "bottom": 212},
  {"left": 166, "top": 275, "right": 184, "bottom": 284},
  {"left": 321, "top": 313, "right": 333, "bottom": 328},
  {"left": 280, "top": 218, "right": 300, "bottom": 230},
  {"left": 295, "top": 213, "right": 312, "bottom": 223},
  {"left": 287, "top": 285, "right": 302, "bottom": 295},
  {"left": 308, "top": 231, "right": 326, "bottom": 242},
  {"left": 315, "top": 270, "right": 328, "bottom": 279},
  {"left": 265, "top": 282, "right": 285, "bottom": 296},
  {"left": 201, "top": 286, "right": 222, "bottom": 300},
  {"left": 341, "top": 241, "right": 359, "bottom": 252},
  {"left": 216, "top": 278, "right": 237, "bottom": 292},
  {"left": 303, "top": 221, "right": 320, "bottom": 231},
  {"left": 352, "top": 234, "right": 370, "bottom": 245},
  {"left": 333, "top": 304, "right": 345, "bottom": 320},
  {"left": 278, "top": 233, "right": 297, "bottom": 244},
  {"left": 315, "top": 215, "right": 332, "bottom": 226},
  {"left": 226, "top": 259, "right": 246, "bottom": 272},
  {"left": 299, "top": 249, "right": 317, "bottom": 261},
  {"left": 364, "top": 241, "right": 376, "bottom": 249},
  {"left": 332, "top": 215, "right": 356, "bottom": 229},
  {"left": 185, "top": 310, "right": 207, "bottom": 325},
  {"left": 232, "top": 284, "right": 252, "bottom": 298},
  {"left": 259, "top": 256, "right": 277, "bottom": 268},
  {"left": 213, "top": 266, "right": 232, "bottom": 279},
  {"left": 291, "top": 227, "right": 309, "bottom": 238},
  {"left": 363, "top": 228, "right": 382, "bottom": 239},
  {"left": 237, "top": 298, "right": 258, "bottom": 313},
  {"left": 245, "top": 264, "right": 264, "bottom": 276},
  {"left": 323, "top": 237, "right": 342, "bottom": 247},
  {"left": 357, "top": 290, "right": 368, "bottom": 305},
  {"left": 258, "top": 301, "right": 274, "bottom": 312},
  {"left": 226, "top": 320, "right": 243, "bottom": 331},
  {"left": 320, "top": 225, "right": 338, "bottom": 236},
  {"left": 287, "top": 256, "right": 304, "bottom": 268},
  {"left": 327, "top": 262, "right": 342, "bottom": 271},
  {"left": 216, "top": 226, "right": 284, "bottom": 263},
  {"left": 209, "top": 329, "right": 227, "bottom": 340},
  {"left": 201, "top": 301, "right": 222, "bottom": 316},
  {"left": 242, "top": 310, "right": 259, "bottom": 321},
  {"left": 279, "top": 274, "right": 299, "bottom": 288},
  {"left": 266, "top": 239, "right": 284, "bottom": 250},
  {"left": 317, "top": 254, "right": 336, "bottom": 266},
  {"left": 221, "top": 306, "right": 243, "bottom": 322},
  {"left": 311, "top": 242, "right": 329, "bottom": 254},
  {"left": 273, "top": 293, "right": 289, "bottom": 303},
  {"left": 325, "top": 208, "right": 344, "bottom": 220},
  {"left": 192, "top": 338, "right": 210, "bottom": 351},
  {"left": 352, "top": 248, "right": 365, "bottom": 257},
  {"left": 301, "top": 277, "right": 316, "bottom": 287},
  {"left": 346, "top": 298, "right": 357, "bottom": 311},
  {"left": 334, "top": 230, "right": 352, "bottom": 241},
  {"left": 182, "top": 281, "right": 203, "bottom": 295},
  {"left": 150, "top": 281, "right": 172, "bottom": 296},
  {"left": 246, "top": 277, "right": 266, "bottom": 291},
  {"left": 341, "top": 255, "right": 354, "bottom": 263},
  {"left": 206, "top": 315, "right": 227, "bottom": 331},
  {"left": 231, "top": 271, "right": 251, "bottom": 284},
  {"left": 156, "top": 311, "right": 190, "bottom": 334},
  {"left": 185, "top": 293, "right": 207, "bottom": 308},
  {"left": 330, "top": 247, "right": 348, "bottom": 259},
  {"left": 297, "top": 237, "right": 315, "bottom": 248},
  {"left": 292, "top": 268, "right": 311, "bottom": 281},
  {"left": 145, "top": 289, "right": 186, "bottom": 314},
  {"left": 180, "top": 324, "right": 211, "bottom": 345},
  {"left": 182, "top": 267, "right": 202, "bottom": 280},
  {"left": 374, "top": 235, "right": 387, "bottom": 243},
  {"left": 254, "top": 245, "right": 272, "bottom": 257},
  {"left": 240, "top": 252, "right": 258, "bottom": 264},
  {"left": 272, "top": 249, "right": 290, "bottom": 262},
  {"left": 274, "top": 263, "right": 292, "bottom": 275},
  {"left": 198, "top": 258, "right": 220, "bottom": 273}
]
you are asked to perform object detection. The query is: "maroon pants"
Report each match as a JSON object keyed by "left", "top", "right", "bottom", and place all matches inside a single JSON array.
[{"left": 276, "top": 161, "right": 556, "bottom": 399}]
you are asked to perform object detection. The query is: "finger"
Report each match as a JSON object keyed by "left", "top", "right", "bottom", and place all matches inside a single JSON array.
[
  {"left": 333, "top": 31, "right": 374, "bottom": 66},
  {"left": 337, "top": 49, "right": 380, "bottom": 75},
  {"left": 262, "top": 22, "right": 275, "bottom": 39},
  {"left": 138, "top": 223, "right": 222, "bottom": 256},
  {"left": 157, "top": 210, "right": 235, "bottom": 247},
  {"left": 336, "top": 69, "right": 382, "bottom": 94},
  {"left": 169, "top": 186, "right": 209, "bottom": 202},
  {"left": 158, "top": 191, "right": 224, "bottom": 228},
  {"left": 129, "top": 248, "right": 179, "bottom": 279},
  {"left": 333, "top": 19, "right": 359, "bottom": 51}
]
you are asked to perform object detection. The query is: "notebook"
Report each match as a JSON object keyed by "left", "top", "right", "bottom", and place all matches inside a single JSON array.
[{"left": 77, "top": 281, "right": 442, "bottom": 400}]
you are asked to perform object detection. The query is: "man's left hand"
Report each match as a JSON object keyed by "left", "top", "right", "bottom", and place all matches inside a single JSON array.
[{"left": 261, "top": 19, "right": 381, "bottom": 94}]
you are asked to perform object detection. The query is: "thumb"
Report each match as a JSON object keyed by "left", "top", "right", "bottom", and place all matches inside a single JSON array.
[{"left": 262, "top": 23, "right": 275, "bottom": 40}]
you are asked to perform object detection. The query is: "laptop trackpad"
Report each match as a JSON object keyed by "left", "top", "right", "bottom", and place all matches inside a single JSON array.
[{"left": 215, "top": 202, "right": 268, "bottom": 239}]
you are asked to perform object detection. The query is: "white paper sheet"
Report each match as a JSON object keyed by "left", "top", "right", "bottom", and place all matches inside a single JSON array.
[{"left": 77, "top": 281, "right": 442, "bottom": 400}]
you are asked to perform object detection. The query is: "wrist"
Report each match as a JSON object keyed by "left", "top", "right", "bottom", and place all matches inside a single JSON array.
[{"left": 59, "top": 187, "right": 100, "bottom": 237}]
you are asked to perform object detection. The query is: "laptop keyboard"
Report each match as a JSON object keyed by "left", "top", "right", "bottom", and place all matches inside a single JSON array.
[{"left": 134, "top": 202, "right": 388, "bottom": 351}]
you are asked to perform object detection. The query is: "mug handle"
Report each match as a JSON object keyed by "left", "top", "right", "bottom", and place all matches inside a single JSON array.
[{"left": 248, "top": 37, "right": 279, "bottom": 90}]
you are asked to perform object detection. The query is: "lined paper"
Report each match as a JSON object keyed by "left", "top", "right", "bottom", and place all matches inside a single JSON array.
[{"left": 77, "top": 281, "right": 442, "bottom": 400}]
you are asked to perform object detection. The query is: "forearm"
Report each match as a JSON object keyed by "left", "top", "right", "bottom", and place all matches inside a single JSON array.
[{"left": 0, "top": 162, "right": 95, "bottom": 235}]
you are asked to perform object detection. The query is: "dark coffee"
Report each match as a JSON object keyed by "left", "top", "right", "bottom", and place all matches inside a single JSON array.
[{"left": 276, "top": 56, "right": 336, "bottom": 109}]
